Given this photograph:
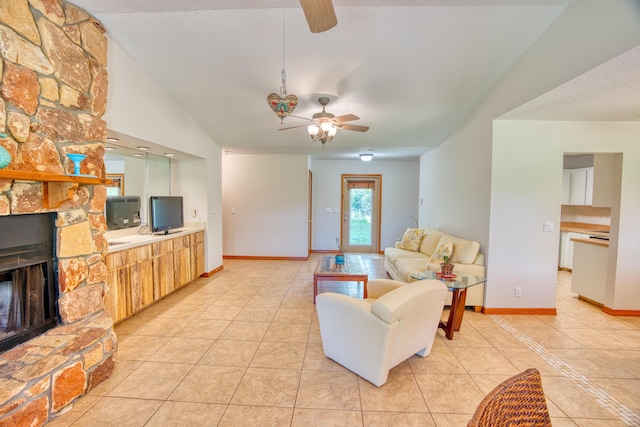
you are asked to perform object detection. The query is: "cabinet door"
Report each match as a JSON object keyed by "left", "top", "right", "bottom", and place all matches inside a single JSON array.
[
  {"left": 130, "top": 259, "right": 154, "bottom": 312},
  {"left": 560, "top": 231, "right": 583, "bottom": 269},
  {"left": 153, "top": 253, "right": 175, "bottom": 298},
  {"left": 174, "top": 246, "right": 192, "bottom": 288},
  {"left": 107, "top": 267, "right": 130, "bottom": 323},
  {"left": 569, "top": 169, "right": 588, "bottom": 205},
  {"left": 585, "top": 167, "right": 594, "bottom": 206}
]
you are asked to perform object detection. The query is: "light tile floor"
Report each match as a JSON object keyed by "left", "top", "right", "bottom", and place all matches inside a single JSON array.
[{"left": 50, "top": 254, "right": 640, "bottom": 426}]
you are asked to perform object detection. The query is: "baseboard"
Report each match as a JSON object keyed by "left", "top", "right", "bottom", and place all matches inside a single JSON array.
[
  {"left": 223, "top": 255, "right": 309, "bottom": 261},
  {"left": 201, "top": 265, "right": 223, "bottom": 277},
  {"left": 602, "top": 306, "right": 640, "bottom": 317},
  {"left": 578, "top": 295, "right": 603, "bottom": 307},
  {"left": 483, "top": 307, "right": 557, "bottom": 315}
]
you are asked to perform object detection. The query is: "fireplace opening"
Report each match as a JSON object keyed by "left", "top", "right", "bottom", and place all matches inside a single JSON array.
[{"left": 0, "top": 214, "right": 57, "bottom": 353}]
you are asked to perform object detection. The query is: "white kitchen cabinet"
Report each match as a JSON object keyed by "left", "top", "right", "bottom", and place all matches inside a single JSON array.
[
  {"left": 563, "top": 154, "right": 614, "bottom": 207},
  {"left": 568, "top": 168, "right": 590, "bottom": 205},
  {"left": 559, "top": 231, "right": 592, "bottom": 270}
]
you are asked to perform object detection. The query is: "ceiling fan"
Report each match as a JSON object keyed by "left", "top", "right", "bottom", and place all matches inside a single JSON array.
[
  {"left": 279, "top": 97, "right": 369, "bottom": 145},
  {"left": 300, "top": 0, "right": 337, "bottom": 33}
]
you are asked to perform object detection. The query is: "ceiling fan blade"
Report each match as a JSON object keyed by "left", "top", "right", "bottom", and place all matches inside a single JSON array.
[
  {"left": 339, "top": 123, "right": 369, "bottom": 132},
  {"left": 300, "top": 0, "right": 337, "bottom": 33},
  {"left": 288, "top": 114, "right": 313, "bottom": 121},
  {"left": 278, "top": 124, "right": 311, "bottom": 131},
  {"left": 333, "top": 114, "right": 360, "bottom": 123}
]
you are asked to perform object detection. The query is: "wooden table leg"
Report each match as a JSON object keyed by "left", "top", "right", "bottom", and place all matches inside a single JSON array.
[
  {"left": 363, "top": 277, "right": 368, "bottom": 299},
  {"left": 439, "top": 288, "right": 468, "bottom": 340},
  {"left": 313, "top": 277, "right": 318, "bottom": 304}
]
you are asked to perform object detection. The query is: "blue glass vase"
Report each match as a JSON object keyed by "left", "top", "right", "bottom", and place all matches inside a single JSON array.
[
  {"left": 0, "top": 132, "right": 11, "bottom": 169},
  {"left": 67, "top": 153, "right": 87, "bottom": 175}
]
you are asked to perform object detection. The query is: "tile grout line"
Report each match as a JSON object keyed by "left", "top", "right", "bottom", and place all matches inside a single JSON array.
[{"left": 489, "top": 314, "right": 640, "bottom": 427}]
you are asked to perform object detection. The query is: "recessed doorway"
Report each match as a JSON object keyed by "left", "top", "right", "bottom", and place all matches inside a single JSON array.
[{"left": 340, "top": 175, "right": 381, "bottom": 253}]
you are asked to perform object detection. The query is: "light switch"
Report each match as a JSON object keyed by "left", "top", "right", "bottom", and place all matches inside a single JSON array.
[
  {"left": 333, "top": 208, "right": 340, "bottom": 213},
  {"left": 543, "top": 221, "right": 554, "bottom": 232},
  {"left": 325, "top": 208, "right": 332, "bottom": 214}
]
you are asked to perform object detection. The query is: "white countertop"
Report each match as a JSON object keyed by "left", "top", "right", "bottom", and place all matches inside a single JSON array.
[{"left": 105, "top": 223, "right": 205, "bottom": 253}]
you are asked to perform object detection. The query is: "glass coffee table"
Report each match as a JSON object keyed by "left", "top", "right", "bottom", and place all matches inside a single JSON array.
[
  {"left": 313, "top": 255, "right": 368, "bottom": 303},
  {"left": 411, "top": 271, "right": 487, "bottom": 340}
]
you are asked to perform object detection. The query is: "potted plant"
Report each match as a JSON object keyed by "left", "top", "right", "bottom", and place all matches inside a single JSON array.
[
  {"left": 440, "top": 255, "right": 454, "bottom": 276},
  {"left": 335, "top": 237, "right": 345, "bottom": 264}
]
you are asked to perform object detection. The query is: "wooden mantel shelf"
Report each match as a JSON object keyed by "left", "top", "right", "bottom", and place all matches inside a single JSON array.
[
  {"left": 0, "top": 169, "right": 113, "bottom": 186},
  {"left": 0, "top": 170, "right": 113, "bottom": 208}
]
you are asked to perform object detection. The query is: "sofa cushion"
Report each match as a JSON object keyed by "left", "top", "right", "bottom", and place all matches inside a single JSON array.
[
  {"left": 418, "top": 230, "right": 445, "bottom": 256},
  {"left": 395, "top": 258, "right": 430, "bottom": 282},
  {"left": 398, "top": 228, "right": 424, "bottom": 251},
  {"left": 428, "top": 236, "right": 453, "bottom": 263},
  {"left": 385, "top": 247, "right": 428, "bottom": 266},
  {"left": 448, "top": 235, "right": 481, "bottom": 264}
]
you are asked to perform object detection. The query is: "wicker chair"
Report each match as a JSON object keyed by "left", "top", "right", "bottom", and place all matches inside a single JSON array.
[{"left": 468, "top": 368, "right": 552, "bottom": 427}]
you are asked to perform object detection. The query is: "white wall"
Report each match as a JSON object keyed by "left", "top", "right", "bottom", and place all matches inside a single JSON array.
[
  {"left": 310, "top": 159, "right": 420, "bottom": 251},
  {"left": 104, "top": 39, "right": 223, "bottom": 272},
  {"left": 420, "top": 0, "right": 640, "bottom": 309},
  {"left": 491, "top": 121, "right": 640, "bottom": 310},
  {"left": 221, "top": 154, "right": 309, "bottom": 257}
]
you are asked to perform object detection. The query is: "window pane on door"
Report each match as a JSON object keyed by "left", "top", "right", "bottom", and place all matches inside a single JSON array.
[{"left": 349, "top": 189, "right": 372, "bottom": 245}]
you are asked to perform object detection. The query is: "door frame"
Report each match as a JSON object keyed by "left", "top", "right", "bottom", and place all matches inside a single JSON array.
[{"left": 340, "top": 174, "right": 382, "bottom": 254}]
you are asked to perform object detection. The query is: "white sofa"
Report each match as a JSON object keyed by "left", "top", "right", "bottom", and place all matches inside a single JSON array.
[
  {"left": 384, "top": 228, "right": 485, "bottom": 309},
  {"left": 316, "top": 280, "right": 448, "bottom": 387}
]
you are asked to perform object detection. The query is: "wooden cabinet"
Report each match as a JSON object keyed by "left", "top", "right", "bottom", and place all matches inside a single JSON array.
[
  {"left": 152, "top": 239, "right": 174, "bottom": 298},
  {"left": 105, "top": 230, "right": 205, "bottom": 323},
  {"left": 190, "top": 231, "right": 205, "bottom": 281}
]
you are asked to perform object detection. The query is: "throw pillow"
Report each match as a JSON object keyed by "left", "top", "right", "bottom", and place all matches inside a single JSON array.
[
  {"left": 428, "top": 237, "right": 453, "bottom": 263},
  {"left": 399, "top": 228, "right": 424, "bottom": 251}
]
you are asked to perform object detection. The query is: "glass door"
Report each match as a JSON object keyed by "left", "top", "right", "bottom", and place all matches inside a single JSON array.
[{"left": 341, "top": 175, "right": 381, "bottom": 253}]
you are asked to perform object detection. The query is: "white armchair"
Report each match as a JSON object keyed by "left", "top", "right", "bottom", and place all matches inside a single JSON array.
[{"left": 315, "top": 279, "right": 448, "bottom": 387}]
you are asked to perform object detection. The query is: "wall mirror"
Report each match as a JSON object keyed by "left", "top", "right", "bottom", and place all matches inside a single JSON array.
[{"left": 105, "top": 143, "right": 171, "bottom": 225}]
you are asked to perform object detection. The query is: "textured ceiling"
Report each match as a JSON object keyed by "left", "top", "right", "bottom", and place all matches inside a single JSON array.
[{"left": 70, "top": 0, "right": 636, "bottom": 160}]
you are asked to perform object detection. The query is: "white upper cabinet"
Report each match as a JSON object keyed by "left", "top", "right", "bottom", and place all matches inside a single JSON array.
[
  {"left": 566, "top": 167, "right": 591, "bottom": 206},
  {"left": 563, "top": 154, "right": 613, "bottom": 207}
]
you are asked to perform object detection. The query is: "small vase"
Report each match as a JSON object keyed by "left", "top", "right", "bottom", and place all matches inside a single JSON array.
[
  {"left": 67, "top": 153, "right": 87, "bottom": 175},
  {"left": 0, "top": 132, "right": 11, "bottom": 169},
  {"left": 440, "top": 263, "right": 454, "bottom": 276},
  {"left": 335, "top": 254, "right": 345, "bottom": 264}
]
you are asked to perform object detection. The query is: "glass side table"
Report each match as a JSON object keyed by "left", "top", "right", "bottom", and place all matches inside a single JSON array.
[{"left": 411, "top": 271, "right": 487, "bottom": 340}]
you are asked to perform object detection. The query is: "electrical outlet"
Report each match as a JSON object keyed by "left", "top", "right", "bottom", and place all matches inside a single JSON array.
[
  {"left": 514, "top": 287, "right": 522, "bottom": 297},
  {"left": 543, "top": 221, "right": 554, "bottom": 232}
]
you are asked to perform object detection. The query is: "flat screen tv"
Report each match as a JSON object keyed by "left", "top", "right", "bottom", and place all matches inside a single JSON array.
[
  {"left": 149, "top": 196, "right": 184, "bottom": 234},
  {"left": 105, "top": 196, "right": 141, "bottom": 230}
]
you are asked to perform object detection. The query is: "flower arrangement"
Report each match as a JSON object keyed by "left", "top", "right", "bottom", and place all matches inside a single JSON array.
[{"left": 336, "top": 237, "right": 346, "bottom": 254}]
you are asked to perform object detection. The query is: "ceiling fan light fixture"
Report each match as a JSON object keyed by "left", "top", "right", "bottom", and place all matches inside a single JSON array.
[
  {"left": 308, "top": 125, "right": 319, "bottom": 136},
  {"left": 320, "top": 121, "right": 333, "bottom": 132},
  {"left": 360, "top": 153, "right": 374, "bottom": 161}
]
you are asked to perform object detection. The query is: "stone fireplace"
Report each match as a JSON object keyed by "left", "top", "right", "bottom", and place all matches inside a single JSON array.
[{"left": 0, "top": 1, "right": 117, "bottom": 425}]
